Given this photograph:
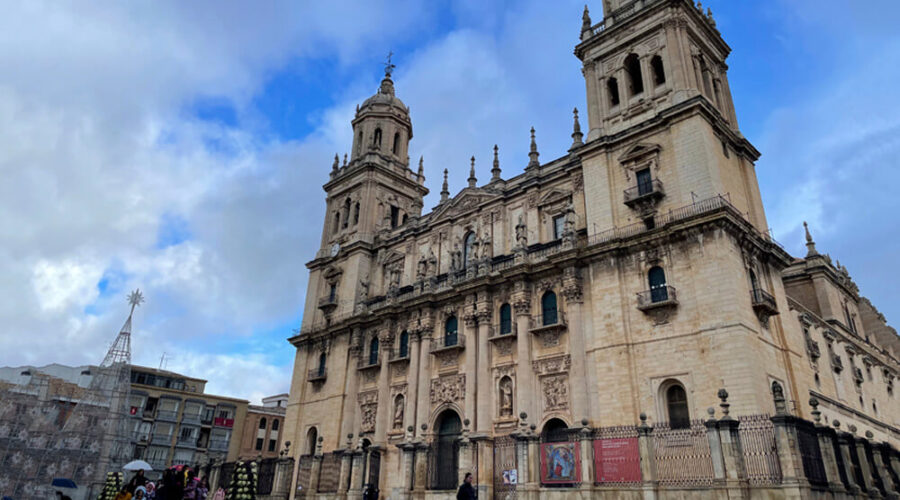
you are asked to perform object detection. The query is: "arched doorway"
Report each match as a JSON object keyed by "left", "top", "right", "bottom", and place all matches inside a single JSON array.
[
  {"left": 432, "top": 410, "right": 461, "bottom": 490},
  {"left": 305, "top": 427, "right": 317, "bottom": 456},
  {"left": 541, "top": 418, "right": 569, "bottom": 443},
  {"left": 361, "top": 438, "right": 380, "bottom": 496}
]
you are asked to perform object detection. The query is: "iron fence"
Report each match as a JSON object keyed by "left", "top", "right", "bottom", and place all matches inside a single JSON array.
[
  {"left": 257, "top": 458, "right": 277, "bottom": 495},
  {"left": 493, "top": 434, "right": 518, "bottom": 498},
  {"left": 317, "top": 452, "right": 342, "bottom": 493},
  {"left": 737, "top": 415, "right": 782, "bottom": 485},
  {"left": 427, "top": 440, "right": 459, "bottom": 490},
  {"left": 652, "top": 420, "right": 715, "bottom": 486},
  {"left": 296, "top": 455, "right": 314, "bottom": 492},
  {"left": 795, "top": 420, "right": 827, "bottom": 487}
]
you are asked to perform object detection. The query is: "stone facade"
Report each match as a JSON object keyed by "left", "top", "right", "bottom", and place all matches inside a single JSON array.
[{"left": 284, "top": 1, "right": 900, "bottom": 498}]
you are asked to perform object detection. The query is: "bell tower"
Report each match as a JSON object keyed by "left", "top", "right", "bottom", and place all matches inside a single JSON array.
[
  {"left": 575, "top": 0, "right": 767, "bottom": 234},
  {"left": 302, "top": 60, "right": 428, "bottom": 327}
]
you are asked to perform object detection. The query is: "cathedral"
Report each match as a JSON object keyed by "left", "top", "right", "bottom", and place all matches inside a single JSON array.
[{"left": 283, "top": 1, "right": 900, "bottom": 499}]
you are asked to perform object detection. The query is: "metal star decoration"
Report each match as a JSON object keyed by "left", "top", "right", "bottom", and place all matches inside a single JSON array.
[{"left": 127, "top": 289, "right": 144, "bottom": 314}]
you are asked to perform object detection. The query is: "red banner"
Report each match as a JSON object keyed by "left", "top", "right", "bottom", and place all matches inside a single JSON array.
[
  {"left": 593, "top": 437, "right": 641, "bottom": 483},
  {"left": 213, "top": 417, "right": 234, "bottom": 428}
]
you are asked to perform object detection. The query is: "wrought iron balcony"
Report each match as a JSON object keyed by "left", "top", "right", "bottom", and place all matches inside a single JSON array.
[
  {"left": 624, "top": 179, "right": 665, "bottom": 207},
  {"left": 489, "top": 322, "right": 517, "bottom": 340},
  {"left": 529, "top": 311, "right": 567, "bottom": 333},
  {"left": 430, "top": 333, "right": 466, "bottom": 354},
  {"left": 637, "top": 286, "right": 678, "bottom": 310},
  {"left": 750, "top": 288, "right": 778, "bottom": 316},
  {"left": 307, "top": 367, "right": 327, "bottom": 382},
  {"left": 317, "top": 295, "right": 338, "bottom": 313}
]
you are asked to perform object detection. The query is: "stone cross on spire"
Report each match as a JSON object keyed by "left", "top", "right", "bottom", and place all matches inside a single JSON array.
[
  {"left": 526, "top": 127, "right": 540, "bottom": 173},
  {"left": 803, "top": 221, "right": 819, "bottom": 257},
  {"left": 384, "top": 50, "right": 396, "bottom": 77},
  {"left": 440, "top": 168, "right": 449, "bottom": 203},
  {"left": 468, "top": 156, "right": 477, "bottom": 188},
  {"left": 491, "top": 144, "right": 501, "bottom": 182}
]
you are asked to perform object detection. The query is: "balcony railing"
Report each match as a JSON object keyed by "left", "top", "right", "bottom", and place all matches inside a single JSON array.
[
  {"left": 176, "top": 436, "right": 198, "bottom": 448},
  {"left": 430, "top": 333, "right": 466, "bottom": 354},
  {"left": 307, "top": 367, "right": 327, "bottom": 382},
  {"left": 490, "top": 322, "right": 517, "bottom": 339},
  {"left": 208, "top": 439, "right": 229, "bottom": 451},
  {"left": 317, "top": 295, "right": 338, "bottom": 313},
  {"left": 637, "top": 286, "right": 678, "bottom": 310},
  {"left": 181, "top": 413, "right": 202, "bottom": 426},
  {"left": 389, "top": 349, "right": 410, "bottom": 362},
  {"left": 624, "top": 179, "right": 665, "bottom": 206},
  {"left": 151, "top": 433, "right": 172, "bottom": 444},
  {"left": 529, "top": 311, "right": 567, "bottom": 332},
  {"left": 155, "top": 410, "right": 178, "bottom": 422},
  {"left": 132, "top": 432, "right": 150, "bottom": 443},
  {"left": 750, "top": 288, "right": 778, "bottom": 315}
]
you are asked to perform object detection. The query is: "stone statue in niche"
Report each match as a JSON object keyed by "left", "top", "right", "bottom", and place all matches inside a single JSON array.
[
  {"left": 450, "top": 242, "right": 462, "bottom": 271},
  {"left": 388, "top": 265, "right": 401, "bottom": 289},
  {"left": 359, "top": 274, "right": 370, "bottom": 300},
  {"left": 481, "top": 229, "right": 493, "bottom": 260},
  {"left": 416, "top": 254, "right": 428, "bottom": 280},
  {"left": 499, "top": 377, "right": 513, "bottom": 417},
  {"left": 393, "top": 395, "right": 404, "bottom": 429},
  {"left": 427, "top": 249, "right": 437, "bottom": 275},
  {"left": 515, "top": 216, "right": 528, "bottom": 248}
]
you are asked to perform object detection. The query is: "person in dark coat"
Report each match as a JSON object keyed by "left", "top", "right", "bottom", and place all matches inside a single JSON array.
[
  {"left": 127, "top": 470, "right": 147, "bottom": 494},
  {"left": 456, "top": 472, "right": 476, "bottom": 500}
]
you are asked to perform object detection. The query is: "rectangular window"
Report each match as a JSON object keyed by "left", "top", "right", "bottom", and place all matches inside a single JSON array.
[
  {"left": 268, "top": 439, "right": 277, "bottom": 452},
  {"left": 390, "top": 205, "right": 400, "bottom": 228},
  {"left": 636, "top": 168, "right": 652, "bottom": 196},
  {"left": 553, "top": 215, "right": 565, "bottom": 240},
  {"left": 256, "top": 438, "right": 264, "bottom": 451}
]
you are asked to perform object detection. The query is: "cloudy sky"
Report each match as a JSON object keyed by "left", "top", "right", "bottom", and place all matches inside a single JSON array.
[{"left": 2, "top": 0, "right": 899, "bottom": 403}]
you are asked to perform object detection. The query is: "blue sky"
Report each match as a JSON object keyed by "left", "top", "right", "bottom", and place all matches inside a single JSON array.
[{"left": 1, "top": 0, "right": 898, "bottom": 402}]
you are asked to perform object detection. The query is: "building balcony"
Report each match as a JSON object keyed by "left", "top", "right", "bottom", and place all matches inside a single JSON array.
[
  {"left": 623, "top": 179, "right": 665, "bottom": 208},
  {"left": 181, "top": 413, "right": 202, "bottom": 426},
  {"left": 389, "top": 349, "right": 410, "bottom": 363},
  {"left": 750, "top": 288, "right": 778, "bottom": 316},
  {"left": 208, "top": 439, "right": 229, "bottom": 451},
  {"left": 317, "top": 295, "right": 338, "bottom": 313},
  {"left": 151, "top": 433, "right": 172, "bottom": 444},
  {"left": 132, "top": 432, "right": 150, "bottom": 443},
  {"left": 637, "top": 286, "right": 678, "bottom": 311},
  {"left": 430, "top": 333, "right": 466, "bottom": 354},
  {"left": 529, "top": 311, "right": 567, "bottom": 335},
  {"left": 155, "top": 410, "right": 178, "bottom": 422},
  {"left": 307, "top": 367, "right": 327, "bottom": 383},
  {"left": 176, "top": 437, "right": 198, "bottom": 449},
  {"left": 488, "top": 322, "right": 517, "bottom": 341}
]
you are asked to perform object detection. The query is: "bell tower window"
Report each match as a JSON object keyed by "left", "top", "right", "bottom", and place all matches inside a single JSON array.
[
  {"left": 392, "top": 132, "right": 400, "bottom": 155},
  {"left": 651, "top": 55, "right": 665, "bottom": 86},
  {"left": 625, "top": 53, "right": 643, "bottom": 95},
  {"left": 373, "top": 128, "right": 382, "bottom": 150},
  {"left": 390, "top": 206, "right": 400, "bottom": 228},
  {"left": 607, "top": 77, "right": 620, "bottom": 106}
]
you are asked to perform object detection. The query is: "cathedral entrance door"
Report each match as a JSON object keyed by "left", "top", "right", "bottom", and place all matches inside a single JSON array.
[{"left": 431, "top": 410, "right": 461, "bottom": 490}]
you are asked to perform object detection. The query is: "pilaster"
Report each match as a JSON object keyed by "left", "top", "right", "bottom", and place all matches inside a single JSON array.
[
  {"left": 476, "top": 309, "right": 492, "bottom": 434},
  {"left": 637, "top": 415, "right": 658, "bottom": 500}
]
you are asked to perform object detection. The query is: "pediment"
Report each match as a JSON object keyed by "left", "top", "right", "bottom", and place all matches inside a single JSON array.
[
  {"left": 377, "top": 249, "right": 405, "bottom": 265},
  {"left": 431, "top": 188, "right": 499, "bottom": 222},
  {"left": 618, "top": 142, "right": 661, "bottom": 164},
  {"left": 538, "top": 188, "right": 571, "bottom": 208}
]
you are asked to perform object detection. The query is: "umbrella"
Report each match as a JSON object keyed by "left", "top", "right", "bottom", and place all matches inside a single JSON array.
[
  {"left": 123, "top": 460, "right": 153, "bottom": 471},
  {"left": 51, "top": 478, "right": 78, "bottom": 489}
]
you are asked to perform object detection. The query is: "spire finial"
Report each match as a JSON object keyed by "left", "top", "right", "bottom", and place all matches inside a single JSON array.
[
  {"left": 343, "top": 153, "right": 348, "bottom": 167},
  {"left": 527, "top": 127, "right": 540, "bottom": 172},
  {"left": 417, "top": 156, "right": 425, "bottom": 181},
  {"left": 581, "top": 5, "right": 592, "bottom": 36},
  {"left": 384, "top": 50, "right": 395, "bottom": 77},
  {"left": 570, "top": 107, "right": 584, "bottom": 149},
  {"left": 803, "top": 221, "right": 819, "bottom": 257},
  {"left": 491, "top": 144, "right": 501, "bottom": 181},
  {"left": 440, "top": 168, "right": 449, "bottom": 203},
  {"left": 468, "top": 156, "right": 477, "bottom": 188},
  {"left": 127, "top": 289, "right": 144, "bottom": 317},
  {"left": 332, "top": 153, "right": 340, "bottom": 172}
]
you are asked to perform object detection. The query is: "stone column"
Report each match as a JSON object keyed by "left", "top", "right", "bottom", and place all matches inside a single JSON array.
[
  {"left": 562, "top": 272, "right": 587, "bottom": 423},
  {"left": 340, "top": 329, "right": 363, "bottom": 442},
  {"left": 527, "top": 434, "right": 541, "bottom": 499},
  {"left": 512, "top": 291, "right": 534, "bottom": 421},
  {"left": 871, "top": 442, "right": 899, "bottom": 499},
  {"left": 458, "top": 434, "right": 473, "bottom": 486},
  {"left": 577, "top": 424, "right": 593, "bottom": 492},
  {"left": 395, "top": 442, "right": 415, "bottom": 499},
  {"left": 851, "top": 429, "right": 878, "bottom": 494},
  {"left": 348, "top": 449, "right": 364, "bottom": 494},
  {"left": 337, "top": 445, "right": 353, "bottom": 498},
  {"left": 833, "top": 422, "right": 860, "bottom": 494},
  {"left": 307, "top": 438, "right": 324, "bottom": 493},
  {"left": 373, "top": 329, "right": 392, "bottom": 445},
  {"left": 475, "top": 309, "right": 492, "bottom": 434},
  {"left": 406, "top": 330, "right": 421, "bottom": 433},
  {"left": 272, "top": 457, "right": 295, "bottom": 499},
  {"left": 582, "top": 60, "right": 602, "bottom": 140},
  {"left": 463, "top": 311, "right": 478, "bottom": 425},
  {"left": 413, "top": 441, "right": 429, "bottom": 493},
  {"left": 714, "top": 390, "right": 747, "bottom": 495},
  {"left": 415, "top": 323, "right": 434, "bottom": 439},
  {"left": 472, "top": 436, "right": 493, "bottom": 500},
  {"left": 637, "top": 415, "right": 658, "bottom": 500},
  {"left": 705, "top": 413, "right": 726, "bottom": 482},
  {"left": 770, "top": 414, "right": 808, "bottom": 487},
  {"left": 809, "top": 400, "right": 844, "bottom": 493}
]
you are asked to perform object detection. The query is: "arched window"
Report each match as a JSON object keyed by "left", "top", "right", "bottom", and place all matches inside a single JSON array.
[
  {"left": 306, "top": 427, "right": 318, "bottom": 456},
  {"left": 651, "top": 55, "right": 665, "bottom": 85},
  {"left": 272, "top": 419, "right": 279, "bottom": 431},
  {"left": 625, "top": 53, "right": 644, "bottom": 95},
  {"left": 342, "top": 198, "right": 351, "bottom": 229},
  {"left": 607, "top": 77, "right": 620, "bottom": 106},
  {"left": 392, "top": 132, "right": 400, "bottom": 155},
  {"left": 499, "top": 303, "right": 512, "bottom": 335},
  {"left": 433, "top": 410, "right": 462, "bottom": 490},
  {"left": 373, "top": 128, "right": 382, "bottom": 149},
  {"left": 369, "top": 336, "right": 379, "bottom": 366},
  {"left": 665, "top": 384, "right": 690, "bottom": 429},
  {"left": 357, "top": 131, "right": 363, "bottom": 156},
  {"left": 333, "top": 212, "right": 340, "bottom": 233},
  {"left": 541, "top": 418, "right": 569, "bottom": 443},
  {"left": 353, "top": 202, "right": 360, "bottom": 225},
  {"left": 259, "top": 417, "right": 267, "bottom": 430},
  {"left": 463, "top": 232, "right": 476, "bottom": 269},
  {"left": 317, "top": 352, "right": 326, "bottom": 377},
  {"left": 648, "top": 266, "right": 668, "bottom": 303},
  {"left": 749, "top": 270, "right": 759, "bottom": 291},
  {"left": 541, "top": 291, "right": 558, "bottom": 326},
  {"left": 401, "top": 213, "right": 408, "bottom": 225},
  {"left": 399, "top": 330, "right": 409, "bottom": 358},
  {"left": 444, "top": 316, "right": 458, "bottom": 347}
]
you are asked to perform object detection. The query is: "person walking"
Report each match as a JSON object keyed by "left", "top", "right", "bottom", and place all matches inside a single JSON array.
[{"left": 456, "top": 472, "right": 476, "bottom": 500}]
